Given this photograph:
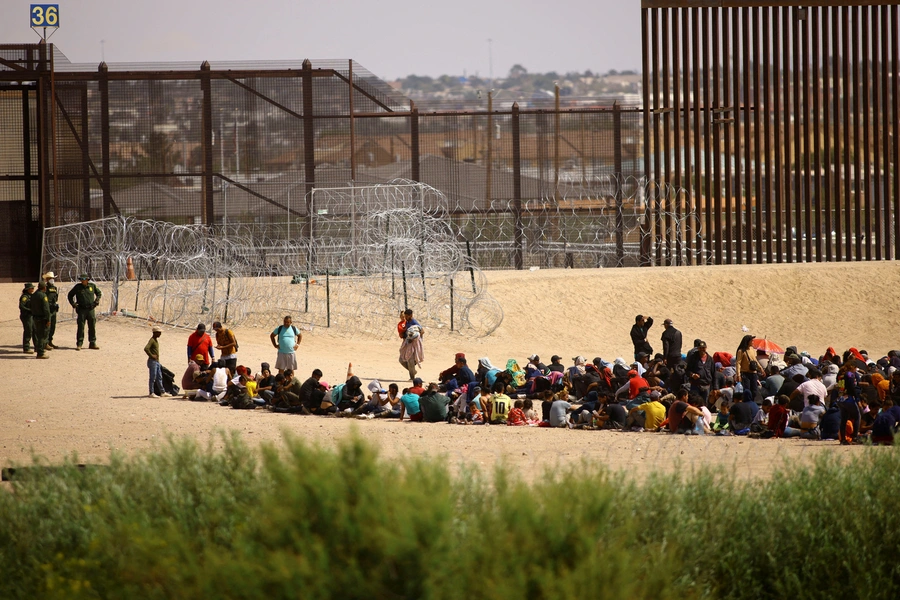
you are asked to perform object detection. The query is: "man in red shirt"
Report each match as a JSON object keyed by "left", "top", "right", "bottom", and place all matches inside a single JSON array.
[{"left": 187, "top": 323, "right": 215, "bottom": 366}]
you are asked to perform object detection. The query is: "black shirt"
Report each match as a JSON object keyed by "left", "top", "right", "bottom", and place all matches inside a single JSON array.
[
  {"left": 297, "top": 377, "right": 319, "bottom": 404},
  {"left": 660, "top": 326, "right": 683, "bottom": 359},
  {"left": 630, "top": 318, "right": 654, "bottom": 356},
  {"left": 548, "top": 363, "right": 565, "bottom": 373},
  {"left": 603, "top": 402, "right": 627, "bottom": 427},
  {"left": 729, "top": 401, "right": 755, "bottom": 425}
]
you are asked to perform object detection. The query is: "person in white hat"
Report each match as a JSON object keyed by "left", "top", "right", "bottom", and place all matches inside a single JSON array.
[
  {"left": 42, "top": 272, "right": 60, "bottom": 349},
  {"left": 144, "top": 326, "right": 168, "bottom": 398}
]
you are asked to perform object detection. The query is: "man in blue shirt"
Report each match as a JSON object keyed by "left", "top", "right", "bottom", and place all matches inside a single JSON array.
[{"left": 270, "top": 315, "right": 301, "bottom": 373}]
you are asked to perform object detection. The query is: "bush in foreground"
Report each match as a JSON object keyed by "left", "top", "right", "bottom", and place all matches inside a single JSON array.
[{"left": 1, "top": 433, "right": 899, "bottom": 599}]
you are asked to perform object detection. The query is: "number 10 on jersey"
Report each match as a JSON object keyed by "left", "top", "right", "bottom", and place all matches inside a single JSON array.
[{"left": 31, "top": 5, "right": 60, "bottom": 28}]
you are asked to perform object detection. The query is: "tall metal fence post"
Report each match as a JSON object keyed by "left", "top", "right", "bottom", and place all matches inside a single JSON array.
[
  {"left": 512, "top": 102, "right": 524, "bottom": 270},
  {"left": 199, "top": 61, "right": 214, "bottom": 226},
  {"left": 410, "top": 102, "right": 420, "bottom": 182},
  {"left": 614, "top": 103, "right": 625, "bottom": 266},
  {"left": 449, "top": 276, "right": 454, "bottom": 332},
  {"left": 99, "top": 62, "right": 113, "bottom": 218},
  {"left": 302, "top": 59, "right": 316, "bottom": 267}
]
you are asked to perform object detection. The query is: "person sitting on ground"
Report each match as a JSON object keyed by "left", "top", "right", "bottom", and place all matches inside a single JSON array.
[
  {"left": 790, "top": 367, "right": 827, "bottom": 409},
  {"left": 336, "top": 374, "right": 366, "bottom": 415},
  {"left": 270, "top": 369, "right": 304, "bottom": 411},
  {"left": 664, "top": 389, "right": 697, "bottom": 434},
  {"left": 256, "top": 366, "right": 277, "bottom": 404},
  {"left": 227, "top": 375, "right": 255, "bottom": 410},
  {"left": 627, "top": 393, "right": 666, "bottom": 432},
  {"left": 761, "top": 395, "right": 790, "bottom": 438},
  {"left": 565, "top": 356, "right": 588, "bottom": 389},
  {"left": 292, "top": 368, "right": 324, "bottom": 412},
  {"left": 547, "top": 355, "right": 565, "bottom": 374},
  {"left": 419, "top": 383, "right": 452, "bottom": 423},
  {"left": 760, "top": 365, "right": 785, "bottom": 399},
  {"left": 526, "top": 354, "right": 548, "bottom": 375},
  {"left": 781, "top": 353, "right": 809, "bottom": 380},
  {"left": 439, "top": 352, "right": 467, "bottom": 384},
  {"left": 372, "top": 383, "right": 401, "bottom": 418},
  {"left": 197, "top": 359, "right": 229, "bottom": 402},
  {"left": 728, "top": 394, "right": 757, "bottom": 434},
  {"left": 548, "top": 395, "right": 573, "bottom": 428},
  {"left": 409, "top": 377, "right": 426, "bottom": 396},
  {"left": 750, "top": 398, "right": 772, "bottom": 433},
  {"left": 593, "top": 392, "right": 628, "bottom": 430},
  {"left": 870, "top": 399, "right": 900, "bottom": 445},
  {"left": 615, "top": 369, "right": 655, "bottom": 402},
  {"left": 518, "top": 398, "right": 537, "bottom": 423},
  {"left": 484, "top": 381, "right": 512, "bottom": 425},
  {"left": 571, "top": 389, "right": 601, "bottom": 426},
  {"left": 476, "top": 357, "right": 501, "bottom": 390},
  {"left": 507, "top": 400, "right": 527, "bottom": 426},
  {"left": 398, "top": 388, "right": 423, "bottom": 422},
  {"left": 788, "top": 395, "right": 826, "bottom": 439},
  {"left": 181, "top": 354, "right": 204, "bottom": 398},
  {"left": 686, "top": 394, "right": 713, "bottom": 434},
  {"left": 819, "top": 395, "right": 843, "bottom": 440}
]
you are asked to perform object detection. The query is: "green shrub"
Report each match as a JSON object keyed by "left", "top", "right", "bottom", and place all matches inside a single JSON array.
[{"left": 1, "top": 433, "right": 900, "bottom": 599}]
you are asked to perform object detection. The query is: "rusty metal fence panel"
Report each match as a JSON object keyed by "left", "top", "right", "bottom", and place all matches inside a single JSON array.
[{"left": 641, "top": 1, "right": 900, "bottom": 264}]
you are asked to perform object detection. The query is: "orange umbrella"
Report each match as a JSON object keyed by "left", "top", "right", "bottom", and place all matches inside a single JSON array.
[{"left": 751, "top": 337, "right": 784, "bottom": 354}]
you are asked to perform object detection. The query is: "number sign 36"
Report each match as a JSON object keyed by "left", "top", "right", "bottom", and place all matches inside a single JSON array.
[{"left": 31, "top": 4, "right": 60, "bottom": 28}]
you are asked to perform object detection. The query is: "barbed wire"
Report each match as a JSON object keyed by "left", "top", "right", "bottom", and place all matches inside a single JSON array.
[{"left": 41, "top": 182, "right": 503, "bottom": 338}]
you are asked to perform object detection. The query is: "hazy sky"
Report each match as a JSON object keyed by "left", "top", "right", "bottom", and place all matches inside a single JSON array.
[{"left": 2, "top": 0, "right": 642, "bottom": 80}]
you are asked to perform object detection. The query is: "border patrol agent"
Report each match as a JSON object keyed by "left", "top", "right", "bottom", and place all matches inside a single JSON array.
[
  {"left": 43, "top": 271, "right": 60, "bottom": 349},
  {"left": 19, "top": 282, "right": 37, "bottom": 353},
  {"left": 30, "top": 281, "right": 51, "bottom": 359},
  {"left": 67, "top": 273, "right": 102, "bottom": 350}
]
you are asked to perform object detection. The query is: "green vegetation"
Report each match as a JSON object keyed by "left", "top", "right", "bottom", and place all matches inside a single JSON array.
[{"left": 1, "top": 433, "right": 899, "bottom": 599}]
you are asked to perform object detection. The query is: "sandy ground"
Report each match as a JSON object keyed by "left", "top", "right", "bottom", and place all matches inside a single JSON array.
[{"left": 4, "top": 261, "right": 897, "bottom": 481}]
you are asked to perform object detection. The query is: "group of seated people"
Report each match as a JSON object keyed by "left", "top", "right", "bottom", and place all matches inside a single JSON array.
[{"left": 175, "top": 346, "right": 900, "bottom": 443}]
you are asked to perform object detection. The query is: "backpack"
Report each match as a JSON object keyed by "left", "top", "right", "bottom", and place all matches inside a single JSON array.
[
  {"left": 277, "top": 325, "right": 300, "bottom": 338},
  {"left": 229, "top": 386, "right": 255, "bottom": 409}
]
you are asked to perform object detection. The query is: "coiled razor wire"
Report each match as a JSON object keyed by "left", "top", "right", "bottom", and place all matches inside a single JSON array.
[{"left": 41, "top": 182, "right": 504, "bottom": 338}]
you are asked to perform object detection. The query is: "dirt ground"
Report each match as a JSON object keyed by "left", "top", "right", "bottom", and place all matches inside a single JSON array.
[{"left": 5, "top": 261, "right": 895, "bottom": 482}]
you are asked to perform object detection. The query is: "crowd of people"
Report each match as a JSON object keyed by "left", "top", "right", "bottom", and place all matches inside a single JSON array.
[{"left": 148, "top": 311, "right": 900, "bottom": 445}]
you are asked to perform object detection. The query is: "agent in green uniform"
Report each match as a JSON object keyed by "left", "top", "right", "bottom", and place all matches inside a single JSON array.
[
  {"left": 30, "top": 281, "right": 51, "bottom": 359},
  {"left": 42, "top": 271, "right": 60, "bottom": 349},
  {"left": 67, "top": 273, "right": 102, "bottom": 350},
  {"left": 19, "top": 282, "right": 37, "bottom": 353}
]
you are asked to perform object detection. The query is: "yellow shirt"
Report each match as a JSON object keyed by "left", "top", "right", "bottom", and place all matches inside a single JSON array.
[
  {"left": 637, "top": 401, "right": 666, "bottom": 431},
  {"left": 485, "top": 393, "right": 511, "bottom": 423},
  {"left": 246, "top": 380, "right": 258, "bottom": 397}
]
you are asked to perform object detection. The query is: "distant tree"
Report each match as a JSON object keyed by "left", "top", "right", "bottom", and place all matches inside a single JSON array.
[
  {"left": 584, "top": 69, "right": 594, "bottom": 77},
  {"left": 140, "top": 132, "right": 175, "bottom": 174},
  {"left": 508, "top": 64, "right": 528, "bottom": 78},
  {"left": 607, "top": 69, "right": 619, "bottom": 76}
]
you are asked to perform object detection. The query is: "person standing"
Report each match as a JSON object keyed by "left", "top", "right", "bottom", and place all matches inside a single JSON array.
[
  {"left": 212, "top": 321, "right": 238, "bottom": 372},
  {"left": 736, "top": 334, "right": 761, "bottom": 402},
  {"left": 630, "top": 314, "right": 654, "bottom": 360},
  {"left": 19, "top": 282, "right": 37, "bottom": 354},
  {"left": 30, "top": 281, "right": 51, "bottom": 359},
  {"left": 398, "top": 308, "right": 424, "bottom": 381},
  {"left": 67, "top": 273, "right": 102, "bottom": 350},
  {"left": 270, "top": 315, "right": 301, "bottom": 373},
  {"left": 186, "top": 323, "right": 215, "bottom": 366},
  {"left": 42, "top": 271, "right": 60, "bottom": 349},
  {"left": 145, "top": 326, "right": 164, "bottom": 398},
  {"left": 660, "top": 318, "right": 683, "bottom": 368}
]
